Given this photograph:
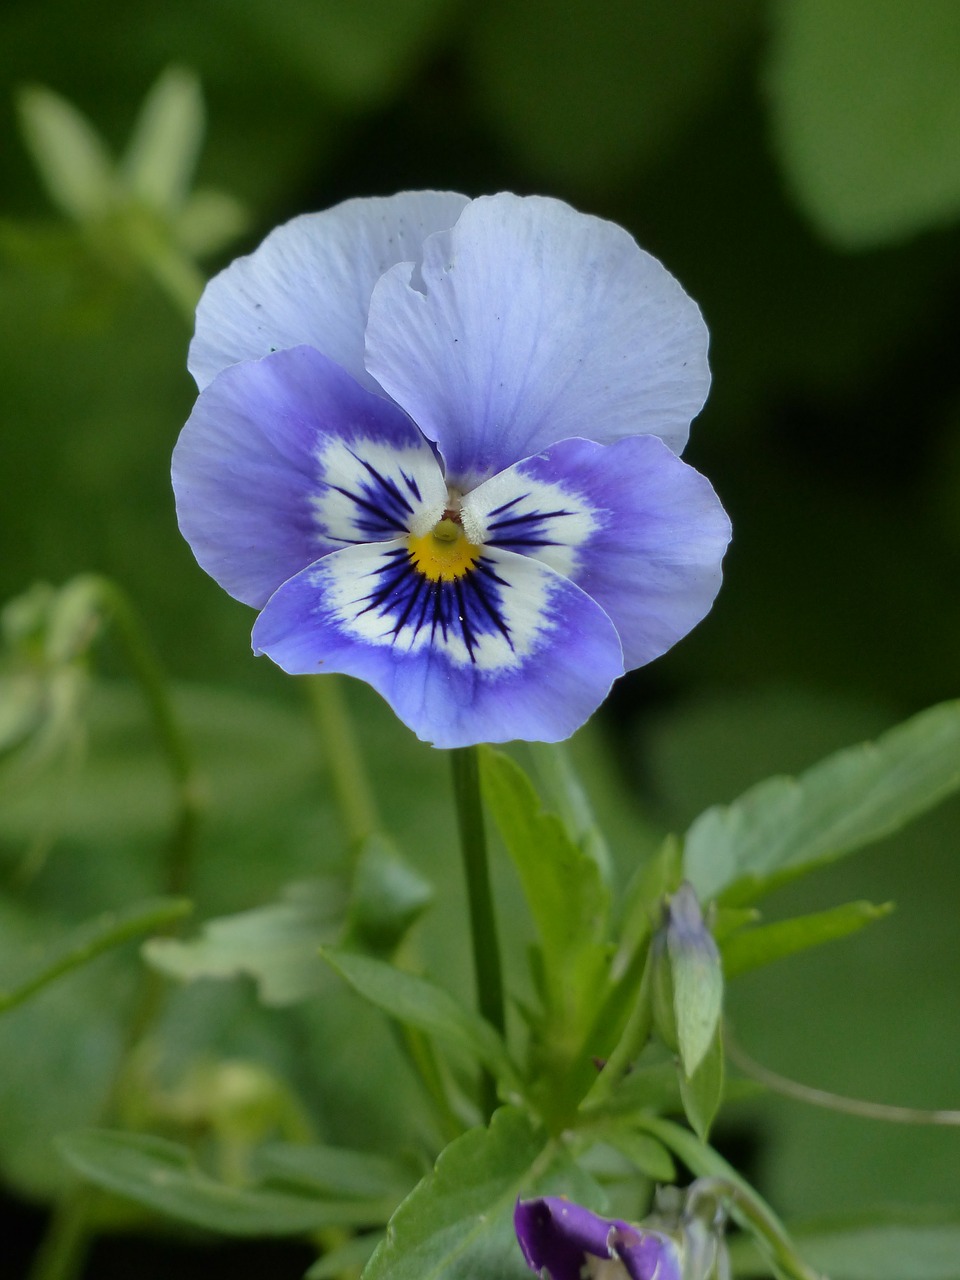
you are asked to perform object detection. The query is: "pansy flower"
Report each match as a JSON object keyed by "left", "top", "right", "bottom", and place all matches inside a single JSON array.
[
  {"left": 515, "top": 1196, "right": 682, "bottom": 1280},
  {"left": 173, "top": 192, "right": 730, "bottom": 747}
]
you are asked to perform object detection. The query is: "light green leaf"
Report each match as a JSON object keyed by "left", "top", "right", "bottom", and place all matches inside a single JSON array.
[
  {"left": 722, "top": 900, "right": 894, "bottom": 978},
  {"left": 0, "top": 897, "right": 190, "bottom": 1015},
  {"left": 59, "top": 1130, "right": 396, "bottom": 1236},
  {"left": 668, "top": 885, "right": 723, "bottom": 1078},
  {"left": 363, "top": 1106, "right": 592, "bottom": 1280},
  {"left": 322, "top": 948, "right": 519, "bottom": 1090},
  {"left": 175, "top": 189, "right": 249, "bottom": 257},
  {"left": 767, "top": 0, "right": 960, "bottom": 247},
  {"left": 730, "top": 1210, "right": 960, "bottom": 1279},
  {"left": 144, "top": 879, "right": 347, "bottom": 1006},
  {"left": 678, "top": 1026, "right": 724, "bottom": 1142},
  {"left": 122, "top": 66, "right": 204, "bottom": 211},
  {"left": 16, "top": 85, "right": 117, "bottom": 221},
  {"left": 685, "top": 700, "right": 960, "bottom": 902},
  {"left": 480, "top": 748, "right": 608, "bottom": 1027},
  {"left": 585, "top": 1126, "right": 676, "bottom": 1183},
  {"left": 254, "top": 1141, "right": 415, "bottom": 1201}
]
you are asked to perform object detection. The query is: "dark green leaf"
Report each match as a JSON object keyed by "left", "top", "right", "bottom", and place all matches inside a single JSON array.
[
  {"left": 685, "top": 701, "right": 960, "bottom": 901},
  {"left": 321, "top": 948, "right": 519, "bottom": 1090},
  {"left": 584, "top": 1126, "right": 676, "bottom": 1183},
  {"left": 60, "top": 1130, "right": 398, "bottom": 1235},
  {"left": 767, "top": 0, "right": 960, "bottom": 246},
  {"left": 0, "top": 897, "right": 190, "bottom": 1014},
  {"left": 308, "top": 1234, "right": 381, "bottom": 1279},
  {"left": 722, "top": 900, "right": 894, "bottom": 978}
]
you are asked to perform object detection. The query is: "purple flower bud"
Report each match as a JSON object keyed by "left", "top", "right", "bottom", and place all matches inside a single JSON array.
[{"left": 514, "top": 1197, "right": 682, "bottom": 1280}]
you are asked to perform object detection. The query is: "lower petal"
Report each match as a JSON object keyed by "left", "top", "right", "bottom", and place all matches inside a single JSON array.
[
  {"left": 470, "top": 436, "right": 731, "bottom": 671},
  {"left": 251, "top": 542, "right": 624, "bottom": 748}
]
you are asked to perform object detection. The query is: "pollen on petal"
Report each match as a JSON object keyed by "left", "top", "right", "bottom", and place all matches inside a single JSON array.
[{"left": 407, "top": 519, "right": 482, "bottom": 581}]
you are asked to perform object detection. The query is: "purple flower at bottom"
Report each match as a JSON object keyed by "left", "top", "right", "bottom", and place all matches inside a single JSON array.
[
  {"left": 515, "top": 1197, "right": 682, "bottom": 1280},
  {"left": 173, "top": 192, "right": 731, "bottom": 747}
]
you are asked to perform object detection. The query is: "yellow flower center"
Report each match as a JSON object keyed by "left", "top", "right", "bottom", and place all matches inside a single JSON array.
[{"left": 407, "top": 518, "right": 481, "bottom": 582}]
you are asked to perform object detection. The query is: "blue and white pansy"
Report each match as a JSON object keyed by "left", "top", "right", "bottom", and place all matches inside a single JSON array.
[{"left": 173, "top": 192, "right": 730, "bottom": 747}]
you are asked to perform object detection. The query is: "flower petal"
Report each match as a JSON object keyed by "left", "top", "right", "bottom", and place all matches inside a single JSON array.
[
  {"left": 514, "top": 1199, "right": 682, "bottom": 1280},
  {"left": 364, "top": 193, "right": 710, "bottom": 486},
  {"left": 464, "top": 436, "right": 730, "bottom": 671},
  {"left": 189, "top": 190, "right": 470, "bottom": 391},
  {"left": 250, "top": 542, "right": 624, "bottom": 748},
  {"left": 172, "top": 345, "right": 446, "bottom": 609}
]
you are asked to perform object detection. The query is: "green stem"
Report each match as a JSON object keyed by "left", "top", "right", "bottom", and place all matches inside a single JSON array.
[
  {"left": 450, "top": 746, "right": 505, "bottom": 1118},
  {"left": 304, "top": 675, "right": 380, "bottom": 849},
  {"left": 29, "top": 577, "right": 200, "bottom": 1280},
  {"left": 86, "top": 576, "right": 201, "bottom": 898}
]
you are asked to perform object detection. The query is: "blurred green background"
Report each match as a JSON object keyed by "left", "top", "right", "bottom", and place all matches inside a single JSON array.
[{"left": 2, "top": 0, "right": 960, "bottom": 1274}]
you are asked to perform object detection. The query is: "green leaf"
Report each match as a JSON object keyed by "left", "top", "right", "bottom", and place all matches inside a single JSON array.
[
  {"left": 16, "top": 85, "right": 117, "bottom": 221},
  {"left": 668, "top": 885, "right": 723, "bottom": 1078},
  {"left": 584, "top": 1127, "right": 676, "bottom": 1183},
  {"left": 730, "top": 1210, "right": 960, "bottom": 1279},
  {"left": 321, "top": 948, "right": 519, "bottom": 1090},
  {"left": 684, "top": 700, "right": 960, "bottom": 902},
  {"left": 59, "top": 1130, "right": 397, "bottom": 1236},
  {"left": 122, "top": 66, "right": 204, "bottom": 212},
  {"left": 0, "top": 897, "right": 190, "bottom": 1015},
  {"left": 344, "top": 834, "right": 434, "bottom": 956},
  {"left": 253, "top": 1141, "right": 415, "bottom": 1201},
  {"left": 722, "top": 900, "right": 894, "bottom": 978},
  {"left": 767, "top": 0, "right": 960, "bottom": 247},
  {"left": 480, "top": 748, "right": 608, "bottom": 1027},
  {"left": 678, "top": 1026, "right": 724, "bottom": 1142},
  {"left": 145, "top": 879, "right": 347, "bottom": 1006},
  {"left": 363, "top": 1106, "right": 593, "bottom": 1280}
]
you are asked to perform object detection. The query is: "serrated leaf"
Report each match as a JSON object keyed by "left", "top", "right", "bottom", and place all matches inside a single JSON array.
[
  {"left": 122, "top": 66, "right": 204, "bottom": 212},
  {"left": 60, "top": 1130, "right": 396, "bottom": 1236},
  {"left": 17, "top": 86, "right": 117, "bottom": 221},
  {"left": 678, "top": 1026, "right": 724, "bottom": 1142},
  {"left": 684, "top": 700, "right": 960, "bottom": 902},
  {"left": 480, "top": 748, "right": 608, "bottom": 1029},
  {"left": 0, "top": 897, "right": 191, "bottom": 1015},
  {"left": 322, "top": 948, "right": 519, "bottom": 1090},
  {"left": 767, "top": 0, "right": 960, "bottom": 247},
  {"left": 144, "top": 879, "right": 347, "bottom": 1006},
  {"left": 722, "top": 900, "right": 894, "bottom": 978},
  {"left": 363, "top": 1106, "right": 592, "bottom": 1280}
]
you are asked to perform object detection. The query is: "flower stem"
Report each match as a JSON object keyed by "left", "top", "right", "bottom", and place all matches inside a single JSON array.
[
  {"left": 450, "top": 746, "right": 505, "bottom": 1117},
  {"left": 304, "top": 675, "right": 380, "bottom": 849}
]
